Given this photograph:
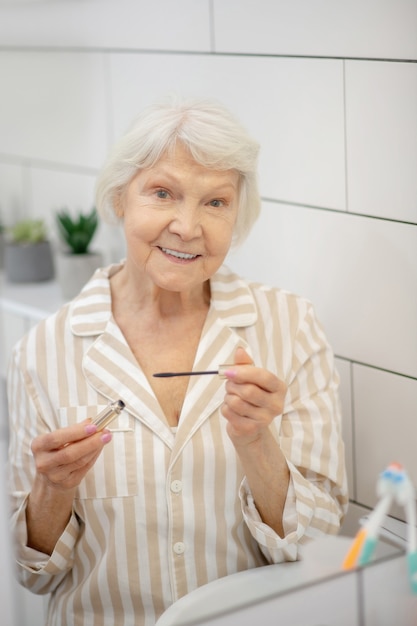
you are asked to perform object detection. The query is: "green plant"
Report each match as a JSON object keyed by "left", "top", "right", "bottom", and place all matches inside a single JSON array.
[
  {"left": 56, "top": 207, "right": 98, "bottom": 254},
  {"left": 9, "top": 219, "right": 48, "bottom": 244}
]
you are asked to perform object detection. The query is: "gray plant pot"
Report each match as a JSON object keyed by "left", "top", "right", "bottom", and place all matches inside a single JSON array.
[
  {"left": 56, "top": 251, "right": 103, "bottom": 300},
  {"left": 4, "top": 240, "right": 54, "bottom": 283},
  {"left": 0, "top": 232, "right": 4, "bottom": 269}
]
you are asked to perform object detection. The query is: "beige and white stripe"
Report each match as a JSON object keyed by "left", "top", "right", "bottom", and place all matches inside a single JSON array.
[{"left": 7, "top": 262, "right": 348, "bottom": 625}]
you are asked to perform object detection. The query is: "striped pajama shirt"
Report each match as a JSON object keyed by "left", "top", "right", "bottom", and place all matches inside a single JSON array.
[{"left": 7, "top": 262, "right": 348, "bottom": 625}]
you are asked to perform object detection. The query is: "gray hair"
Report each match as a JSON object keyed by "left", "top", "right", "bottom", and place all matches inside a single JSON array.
[{"left": 95, "top": 96, "right": 261, "bottom": 246}]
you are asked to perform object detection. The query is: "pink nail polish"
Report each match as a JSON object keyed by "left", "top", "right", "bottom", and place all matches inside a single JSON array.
[
  {"left": 223, "top": 369, "right": 236, "bottom": 379},
  {"left": 101, "top": 431, "right": 113, "bottom": 444},
  {"left": 85, "top": 423, "right": 97, "bottom": 435}
]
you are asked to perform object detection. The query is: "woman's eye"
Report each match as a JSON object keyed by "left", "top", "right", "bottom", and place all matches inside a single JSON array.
[
  {"left": 156, "top": 189, "right": 169, "bottom": 199},
  {"left": 209, "top": 199, "right": 224, "bottom": 208}
]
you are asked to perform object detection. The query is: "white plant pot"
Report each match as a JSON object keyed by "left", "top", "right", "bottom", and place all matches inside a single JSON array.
[{"left": 56, "top": 251, "right": 103, "bottom": 300}]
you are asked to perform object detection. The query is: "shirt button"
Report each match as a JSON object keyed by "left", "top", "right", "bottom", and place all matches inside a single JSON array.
[
  {"left": 173, "top": 542, "right": 185, "bottom": 555},
  {"left": 170, "top": 480, "right": 183, "bottom": 493}
]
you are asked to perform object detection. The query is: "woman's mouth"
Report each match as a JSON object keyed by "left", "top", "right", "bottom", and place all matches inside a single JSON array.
[{"left": 159, "top": 247, "right": 199, "bottom": 261}]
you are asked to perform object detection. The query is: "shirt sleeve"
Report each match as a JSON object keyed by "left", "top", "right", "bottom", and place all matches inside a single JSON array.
[
  {"left": 12, "top": 493, "right": 80, "bottom": 591},
  {"left": 7, "top": 344, "right": 81, "bottom": 594},
  {"left": 239, "top": 474, "right": 299, "bottom": 562},
  {"left": 239, "top": 297, "right": 348, "bottom": 564}
]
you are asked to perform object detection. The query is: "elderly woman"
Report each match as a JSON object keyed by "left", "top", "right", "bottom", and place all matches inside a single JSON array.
[{"left": 7, "top": 98, "right": 348, "bottom": 626}]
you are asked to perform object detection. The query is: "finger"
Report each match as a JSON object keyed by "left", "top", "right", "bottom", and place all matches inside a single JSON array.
[
  {"left": 224, "top": 349, "right": 282, "bottom": 393},
  {"left": 41, "top": 449, "right": 103, "bottom": 490},
  {"left": 225, "top": 368, "right": 284, "bottom": 395},
  {"left": 32, "top": 419, "right": 98, "bottom": 454},
  {"left": 224, "top": 374, "right": 286, "bottom": 421},
  {"left": 234, "top": 346, "right": 253, "bottom": 366},
  {"left": 221, "top": 403, "right": 268, "bottom": 441},
  {"left": 53, "top": 432, "right": 109, "bottom": 467},
  {"left": 34, "top": 432, "right": 112, "bottom": 490},
  {"left": 46, "top": 448, "right": 102, "bottom": 483},
  {"left": 34, "top": 429, "right": 112, "bottom": 476},
  {"left": 227, "top": 380, "right": 285, "bottom": 412},
  {"left": 223, "top": 394, "right": 272, "bottom": 423},
  {"left": 225, "top": 381, "right": 265, "bottom": 408}
]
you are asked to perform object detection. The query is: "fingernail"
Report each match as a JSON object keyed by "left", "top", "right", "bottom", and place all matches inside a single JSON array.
[
  {"left": 85, "top": 423, "right": 97, "bottom": 435},
  {"left": 223, "top": 369, "right": 236, "bottom": 379},
  {"left": 101, "top": 431, "right": 113, "bottom": 444}
]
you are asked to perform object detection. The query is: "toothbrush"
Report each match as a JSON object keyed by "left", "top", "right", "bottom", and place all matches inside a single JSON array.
[
  {"left": 357, "top": 492, "right": 393, "bottom": 567},
  {"left": 342, "top": 492, "right": 393, "bottom": 570},
  {"left": 342, "top": 460, "right": 417, "bottom": 592},
  {"left": 394, "top": 466, "right": 417, "bottom": 594},
  {"left": 342, "top": 464, "right": 397, "bottom": 571}
]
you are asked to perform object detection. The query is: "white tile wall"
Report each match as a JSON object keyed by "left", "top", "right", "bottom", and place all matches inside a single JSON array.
[
  {"left": 30, "top": 168, "right": 97, "bottom": 227},
  {"left": 0, "top": 0, "right": 212, "bottom": 51},
  {"left": 0, "top": 52, "right": 109, "bottom": 169},
  {"left": 226, "top": 202, "right": 417, "bottom": 379},
  {"left": 109, "top": 53, "right": 220, "bottom": 140},
  {"left": 0, "top": 162, "right": 28, "bottom": 226},
  {"left": 29, "top": 167, "right": 126, "bottom": 264},
  {"left": 346, "top": 61, "right": 417, "bottom": 223},
  {"left": 353, "top": 364, "right": 417, "bottom": 517},
  {"left": 213, "top": 0, "right": 417, "bottom": 60},
  {"left": 29, "top": 168, "right": 96, "bottom": 243},
  {"left": 110, "top": 53, "right": 346, "bottom": 210}
]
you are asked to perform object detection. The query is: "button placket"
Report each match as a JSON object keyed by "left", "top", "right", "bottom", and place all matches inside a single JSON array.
[{"left": 169, "top": 474, "right": 186, "bottom": 558}]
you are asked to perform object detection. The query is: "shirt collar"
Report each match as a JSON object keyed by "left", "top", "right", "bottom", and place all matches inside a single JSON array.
[{"left": 69, "top": 261, "right": 257, "bottom": 337}]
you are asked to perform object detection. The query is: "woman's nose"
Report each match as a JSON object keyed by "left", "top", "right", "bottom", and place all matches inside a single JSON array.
[{"left": 168, "top": 205, "right": 202, "bottom": 239}]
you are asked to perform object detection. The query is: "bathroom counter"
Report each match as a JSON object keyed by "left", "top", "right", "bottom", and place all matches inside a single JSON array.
[{"left": 0, "top": 273, "right": 63, "bottom": 320}]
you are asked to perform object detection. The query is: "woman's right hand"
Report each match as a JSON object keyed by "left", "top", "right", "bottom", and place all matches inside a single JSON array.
[
  {"left": 26, "top": 421, "right": 112, "bottom": 554},
  {"left": 31, "top": 420, "right": 112, "bottom": 492}
]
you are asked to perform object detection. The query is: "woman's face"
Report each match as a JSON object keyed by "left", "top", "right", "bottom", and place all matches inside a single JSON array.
[{"left": 118, "top": 143, "right": 240, "bottom": 294}]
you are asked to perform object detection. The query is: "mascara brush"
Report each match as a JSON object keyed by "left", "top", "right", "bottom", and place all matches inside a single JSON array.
[{"left": 153, "top": 365, "right": 232, "bottom": 378}]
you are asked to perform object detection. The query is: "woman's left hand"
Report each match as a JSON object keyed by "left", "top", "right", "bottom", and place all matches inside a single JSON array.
[{"left": 222, "top": 347, "right": 287, "bottom": 447}]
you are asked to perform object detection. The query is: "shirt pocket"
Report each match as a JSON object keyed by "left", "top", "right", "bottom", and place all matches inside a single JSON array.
[{"left": 57, "top": 405, "right": 138, "bottom": 499}]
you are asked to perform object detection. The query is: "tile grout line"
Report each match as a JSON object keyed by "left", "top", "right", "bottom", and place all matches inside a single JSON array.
[{"left": 0, "top": 45, "right": 416, "bottom": 64}]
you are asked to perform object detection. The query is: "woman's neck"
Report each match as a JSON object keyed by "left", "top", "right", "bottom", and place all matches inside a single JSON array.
[{"left": 110, "top": 263, "right": 211, "bottom": 319}]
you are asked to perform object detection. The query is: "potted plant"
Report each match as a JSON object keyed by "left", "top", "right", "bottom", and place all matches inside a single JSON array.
[
  {"left": 55, "top": 207, "right": 103, "bottom": 300},
  {"left": 4, "top": 218, "right": 54, "bottom": 283}
]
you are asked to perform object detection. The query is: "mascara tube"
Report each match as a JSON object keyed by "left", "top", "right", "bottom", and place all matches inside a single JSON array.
[{"left": 93, "top": 399, "right": 125, "bottom": 430}]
